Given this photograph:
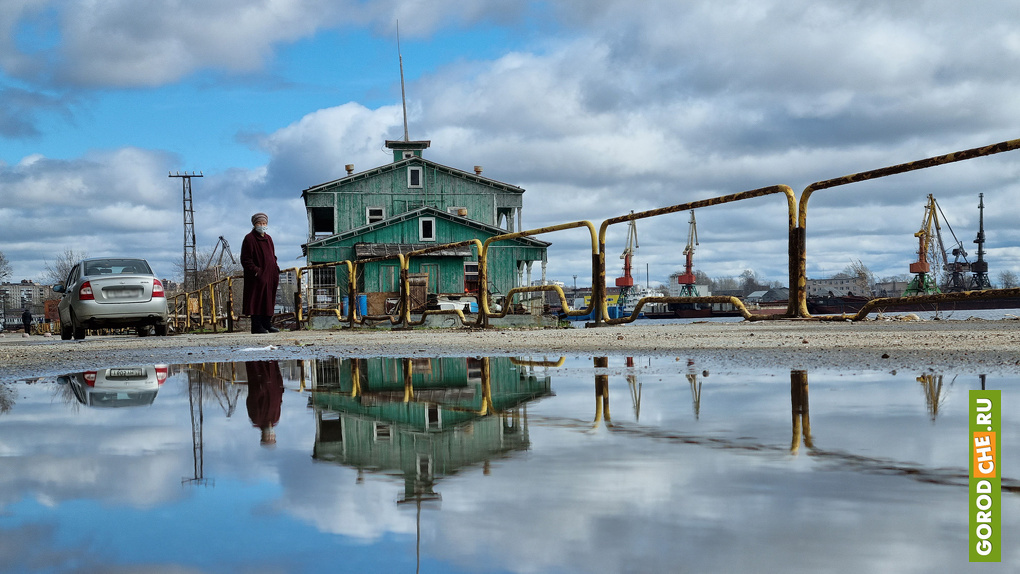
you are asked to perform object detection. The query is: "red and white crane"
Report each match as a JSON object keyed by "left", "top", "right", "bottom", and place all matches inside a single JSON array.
[
  {"left": 615, "top": 214, "right": 639, "bottom": 310},
  {"left": 676, "top": 211, "right": 699, "bottom": 297}
]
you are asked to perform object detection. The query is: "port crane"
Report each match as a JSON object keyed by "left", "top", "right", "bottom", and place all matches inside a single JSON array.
[
  {"left": 676, "top": 211, "right": 699, "bottom": 297},
  {"left": 615, "top": 213, "right": 639, "bottom": 312},
  {"left": 905, "top": 194, "right": 947, "bottom": 295},
  {"left": 905, "top": 194, "right": 974, "bottom": 295},
  {"left": 971, "top": 194, "right": 991, "bottom": 289}
]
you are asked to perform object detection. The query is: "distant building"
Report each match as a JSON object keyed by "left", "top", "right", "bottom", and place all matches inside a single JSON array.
[
  {"left": 805, "top": 277, "right": 869, "bottom": 298},
  {"left": 746, "top": 289, "right": 793, "bottom": 304},
  {"left": 0, "top": 280, "right": 55, "bottom": 330},
  {"left": 873, "top": 280, "right": 908, "bottom": 298}
]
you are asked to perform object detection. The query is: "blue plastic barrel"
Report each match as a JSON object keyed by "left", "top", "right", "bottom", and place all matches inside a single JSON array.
[
  {"left": 342, "top": 299, "right": 349, "bottom": 317},
  {"left": 357, "top": 294, "right": 368, "bottom": 316}
]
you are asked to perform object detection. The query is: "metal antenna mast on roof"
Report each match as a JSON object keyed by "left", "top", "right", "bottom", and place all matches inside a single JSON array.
[{"left": 397, "top": 21, "right": 409, "bottom": 141}]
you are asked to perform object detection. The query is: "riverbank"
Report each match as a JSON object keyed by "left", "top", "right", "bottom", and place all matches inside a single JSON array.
[{"left": 2, "top": 317, "right": 1020, "bottom": 379}]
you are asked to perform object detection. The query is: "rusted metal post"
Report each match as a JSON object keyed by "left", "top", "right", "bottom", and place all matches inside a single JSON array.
[
  {"left": 208, "top": 284, "right": 218, "bottom": 333},
  {"left": 227, "top": 277, "right": 235, "bottom": 332}
]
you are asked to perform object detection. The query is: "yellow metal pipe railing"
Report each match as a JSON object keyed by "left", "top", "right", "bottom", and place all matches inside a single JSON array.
[
  {"left": 796, "top": 138, "right": 1020, "bottom": 318},
  {"left": 479, "top": 220, "right": 599, "bottom": 327},
  {"left": 597, "top": 185, "right": 796, "bottom": 325}
]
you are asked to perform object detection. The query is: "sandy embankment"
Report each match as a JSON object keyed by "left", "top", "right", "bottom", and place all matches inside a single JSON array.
[{"left": 2, "top": 318, "right": 1020, "bottom": 379}]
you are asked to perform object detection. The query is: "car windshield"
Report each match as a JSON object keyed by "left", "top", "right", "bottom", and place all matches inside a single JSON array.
[{"left": 84, "top": 259, "right": 152, "bottom": 276}]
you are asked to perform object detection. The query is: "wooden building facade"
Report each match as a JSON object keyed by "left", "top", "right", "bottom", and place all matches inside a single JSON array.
[{"left": 302, "top": 140, "right": 549, "bottom": 313}]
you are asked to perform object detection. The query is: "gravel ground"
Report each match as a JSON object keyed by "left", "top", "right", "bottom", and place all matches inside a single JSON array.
[{"left": 3, "top": 317, "right": 1020, "bottom": 379}]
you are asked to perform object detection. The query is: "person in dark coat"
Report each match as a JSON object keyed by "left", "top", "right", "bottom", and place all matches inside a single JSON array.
[
  {"left": 21, "top": 308, "right": 32, "bottom": 335},
  {"left": 241, "top": 212, "right": 280, "bottom": 333},
  {"left": 245, "top": 361, "right": 284, "bottom": 446}
]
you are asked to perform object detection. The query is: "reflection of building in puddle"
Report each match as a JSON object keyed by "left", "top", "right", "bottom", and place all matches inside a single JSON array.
[
  {"left": 308, "top": 357, "right": 553, "bottom": 502},
  {"left": 57, "top": 365, "right": 168, "bottom": 408}
]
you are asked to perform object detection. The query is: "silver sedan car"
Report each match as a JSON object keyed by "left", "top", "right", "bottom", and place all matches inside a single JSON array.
[{"left": 54, "top": 257, "right": 170, "bottom": 340}]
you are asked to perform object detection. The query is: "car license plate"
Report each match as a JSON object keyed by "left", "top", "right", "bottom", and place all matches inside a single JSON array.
[
  {"left": 105, "top": 287, "right": 142, "bottom": 299},
  {"left": 108, "top": 368, "right": 145, "bottom": 378}
]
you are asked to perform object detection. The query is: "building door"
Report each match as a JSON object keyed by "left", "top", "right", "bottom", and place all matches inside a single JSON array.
[{"left": 419, "top": 264, "right": 440, "bottom": 294}]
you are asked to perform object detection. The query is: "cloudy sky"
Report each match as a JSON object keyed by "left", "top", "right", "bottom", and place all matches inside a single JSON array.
[{"left": 2, "top": 0, "right": 1019, "bottom": 288}]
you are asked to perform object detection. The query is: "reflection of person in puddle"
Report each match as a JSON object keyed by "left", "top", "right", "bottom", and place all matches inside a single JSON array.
[{"left": 245, "top": 361, "right": 284, "bottom": 446}]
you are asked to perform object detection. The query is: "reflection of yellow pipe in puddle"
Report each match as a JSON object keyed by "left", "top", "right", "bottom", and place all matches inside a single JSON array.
[
  {"left": 791, "top": 370, "right": 812, "bottom": 454},
  {"left": 592, "top": 357, "right": 611, "bottom": 429},
  {"left": 510, "top": 357, "right": 566, "bottom": 368},
  {"left": 403, "top": 358, "right": 414, "bottom": 403},
  {"left": 350, "top": 359, "right": 361, "bottom": 398}
]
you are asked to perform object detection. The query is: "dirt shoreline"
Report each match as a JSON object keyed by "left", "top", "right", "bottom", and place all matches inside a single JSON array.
[{"left": 3, "top": 318, "right": 1020, "bottom": 379}]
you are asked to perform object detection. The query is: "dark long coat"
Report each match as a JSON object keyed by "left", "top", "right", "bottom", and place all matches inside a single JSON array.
[{"left": 240, "top": 230, "right": 280, "bottom": 316}]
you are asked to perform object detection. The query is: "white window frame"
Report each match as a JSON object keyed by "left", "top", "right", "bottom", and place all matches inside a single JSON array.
[
  {"left": 408, "top": 166, "right": 423, "bottom": 188},
  {"left": 402, "top": 151, "right": 415, "bottom": 159},
  {"left": 419, "top": 217, "right": 436, "bottom": 242},
  {"left": 374, "top": 422, "right": 392, "bottom": 441},
  {"left": 367, "top": 206, "right": 385, "bottom": 224},
  {"left": 425, "top": 404, "right": 441, "bottom": 430}
]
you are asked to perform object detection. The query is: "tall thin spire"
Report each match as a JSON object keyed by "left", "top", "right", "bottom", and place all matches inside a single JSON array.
[{"left": 397, "top": 22, "right": 409, "bottom": 142}]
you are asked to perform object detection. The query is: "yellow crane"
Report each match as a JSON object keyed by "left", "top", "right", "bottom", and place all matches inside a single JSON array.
[{"left": 905, "top": 194, "right": 949, "bottom": 295}]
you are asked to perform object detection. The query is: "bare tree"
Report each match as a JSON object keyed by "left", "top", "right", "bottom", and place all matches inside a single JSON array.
[
  {"left": 43, "top": 248, "right": 90, "bottom": 286},
  {"left": 739, "top": 269, "right": 768, "bottom": 295},
  {"left": 998, "top": 270, "right": 1019, "bottom": 289},
  {"left": 842, "top": 259, "right": 875, "bottom": 296},
  {"left": 713, "top": 276, "right": 739, "bottom": 291},
  {"left": 0, "top": 251, "right": 12, "bottom": 282},
  {"left": 0, "top": 383, "right": 14, "bottom": 415}
]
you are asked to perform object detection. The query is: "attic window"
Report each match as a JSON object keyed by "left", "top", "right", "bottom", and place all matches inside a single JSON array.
[
  {"left": 408, "top": 166, "right": 423, "bottom": 188},
  {"left": 419, "top": 217, "right": 436, "bottom": 242},
  {"left": 367, "top": 207, "right": 385, "bottom": 224},
  {"left": 403, "top": 151, "right": 415, "bottom": 159},
  {"left": 310, "top": 207, "right": 334, "bottom": 237}
]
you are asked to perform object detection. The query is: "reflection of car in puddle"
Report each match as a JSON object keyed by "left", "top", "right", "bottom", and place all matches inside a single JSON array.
[{"left": 59, "top": 365, "right": 168, "bottom": 408}]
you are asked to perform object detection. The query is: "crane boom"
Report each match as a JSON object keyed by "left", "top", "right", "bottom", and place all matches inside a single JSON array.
[
  {"left": 204, "top": 236, "right": 236, "bottom": 270},
  {"left": 615, "top": 214, "right": 638, "bottom": 288}
]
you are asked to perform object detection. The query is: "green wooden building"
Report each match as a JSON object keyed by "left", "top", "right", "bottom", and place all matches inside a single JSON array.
[{"left": 302, "top": 140, "right": 549, "bottom": 313}]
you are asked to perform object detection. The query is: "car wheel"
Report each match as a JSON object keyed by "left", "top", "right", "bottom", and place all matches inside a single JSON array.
[
  {"left": 60, "top": 322, "right": 72, "bottom": 340},
  {"left": 71, "top": 312, "right": 86, "bottom": 340},
  {"left": 154, "top": 323, "right": 168, "bottom": 336}
]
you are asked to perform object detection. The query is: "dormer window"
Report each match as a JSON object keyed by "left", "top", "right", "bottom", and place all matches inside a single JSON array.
[{"left": 408, "top": 166, "right": 423, "bottom": 188}]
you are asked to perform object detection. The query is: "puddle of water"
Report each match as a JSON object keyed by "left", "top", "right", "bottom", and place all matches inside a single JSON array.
[{"left": 1, "top": 357, "right": 1017, "bottom": 572}]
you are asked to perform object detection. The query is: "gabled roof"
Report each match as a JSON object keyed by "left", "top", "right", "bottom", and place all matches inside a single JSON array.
[
  {"left": 304, "top": 205, "right": 550, "bottom": 250},
  {"left": 302, "top": 156, "right": 524, "bottom": 197}
]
